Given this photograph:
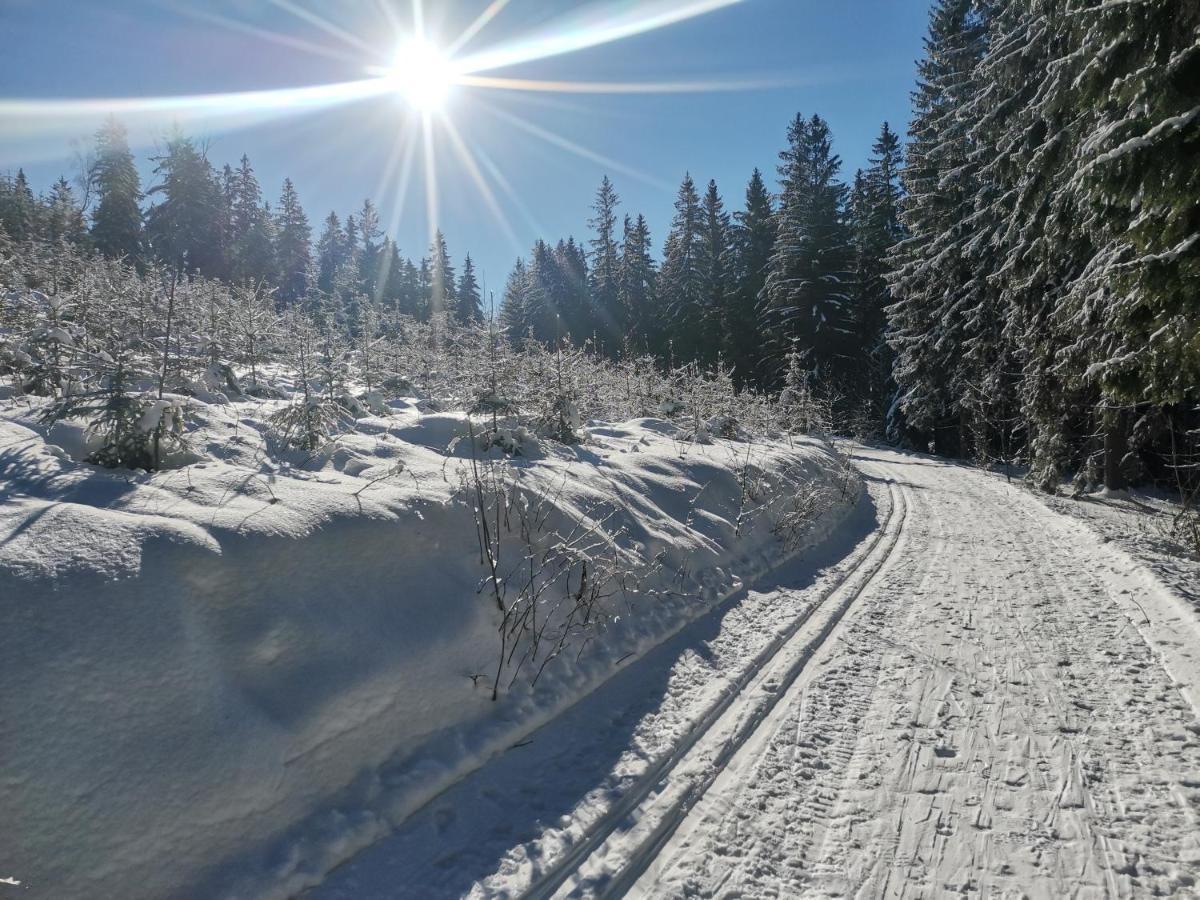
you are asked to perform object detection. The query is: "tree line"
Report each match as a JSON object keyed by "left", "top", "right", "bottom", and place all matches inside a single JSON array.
[
  {"left": 0, "top": 120, "right": 485, "bottom": 335},
  {"left": 0, "top": 111, "right": 903, "bottom": 409},
  {"left": 888, "top": 0, "right": 1198, "bottom": 491}
]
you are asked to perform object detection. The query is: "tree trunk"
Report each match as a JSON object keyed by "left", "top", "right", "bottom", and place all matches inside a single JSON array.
[{"left": 1103, "top": 408, "right": 1128, "bottom": 491}]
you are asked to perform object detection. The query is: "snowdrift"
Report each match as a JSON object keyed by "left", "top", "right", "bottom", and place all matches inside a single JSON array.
[{"left": 0, "top": 397, "right": 856, "bottom": 899}]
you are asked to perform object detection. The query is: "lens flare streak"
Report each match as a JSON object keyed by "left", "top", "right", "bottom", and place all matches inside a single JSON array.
[
  {"left": 459, "top": 74, "right": 790, "bottom": 95},
  {"left": 484, "top": 104, "right": 673, "bottom": 191},
  {"left": 453, "top": 0, "right": 745, "bottom": 75},
  {"left": 440, "top": 116, "right": 522, "bottom": 252},
  {"left": 0, "top": 79, "right": 390, "bottom": 130}
]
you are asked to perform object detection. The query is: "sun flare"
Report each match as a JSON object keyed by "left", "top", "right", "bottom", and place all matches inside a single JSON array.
[{"left": 388, "top": 38, "right": 457, "bottom": 111}]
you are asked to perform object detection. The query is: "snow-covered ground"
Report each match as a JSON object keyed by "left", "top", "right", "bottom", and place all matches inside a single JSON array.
[
  {"left": 1035, "top": 486, "right": 1200, "bottom": 624},
  {"left": 6, "top": 388, "right": 1199, "bottom": 899},
  {"left": 0, "top": 391, "right": 855, "bottom": 900},
  {"left": 312, "top": 446, "right": 1200, "bottom": 898}
]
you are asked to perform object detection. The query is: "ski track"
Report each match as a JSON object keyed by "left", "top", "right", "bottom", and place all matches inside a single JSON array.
[
  {"left": 627, "top": 446, "right": 1200, "bottom": 899},
  {"left": 311, "top": 446, "right": 1200, "bottom": 900}
]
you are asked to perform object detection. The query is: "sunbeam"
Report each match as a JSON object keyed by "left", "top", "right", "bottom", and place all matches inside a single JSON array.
[
  {"left": 469, "top": 139, "right": 548, "bottom": 238},
  {"left": 440, "top": 116, "right": 522, "bottom": 253},
  {"left": 484, "top": 104, "right": 673, "bottom": 191},
  {"left": 459, "top": 74, "right": 791, "bottom": 95},
  {"left": 0, "top": 79, "right": 391, "bottom": 137},
  {"left": 158, "top": 1, "right": 363, "bottom": 66},
  {"left": 263, "top": 0, "right": 378, "bottom": 57},
  {"left": 445, "top": 0, "right": 513, "bottom": 56},
  {"left": 453, "top": 0, "right": 745, "bottom": 74},
  {"left": 421, "top": 110, "right": 440, "bottom": 249}
]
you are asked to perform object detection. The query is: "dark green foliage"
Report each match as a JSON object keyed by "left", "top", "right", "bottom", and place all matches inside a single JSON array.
[
  {"left": 144, "top": 130, "right": 225, "bottom": 276},
  {"left": 659, "top": 173, "right": 705, "bottom": 363},
  {"left": 456, "top": 254, "right": 483, "bottom": 323},
  {"left": 726, "top": 169, "right": 774, "bottom": 390},
  {"left": 274, "top": 179, "right": 311, "bottom": 306},
  {"left": 588, "top": 176, "right": 622, "bottom": 353},
  {"left": 89, "top": 118, "right": 143, "bottom": 262},
  {"left": 761, "top": 115, "right": 852, "bottom": 389}
]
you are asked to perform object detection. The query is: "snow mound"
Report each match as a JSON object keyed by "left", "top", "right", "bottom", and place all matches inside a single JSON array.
[{"left": 0, "top": 394, "right": 856, "bottom": 900}]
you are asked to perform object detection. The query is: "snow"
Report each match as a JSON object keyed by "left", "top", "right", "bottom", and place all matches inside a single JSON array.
[
  {"left": 624, "top": 447, "right": 1200, "bottom": 896},
  {"left": 311, "top": 446, "right": 1200, "bottom": 898},
  {"left": 0, "top": 389, "right": 854, "bottom": 900}
]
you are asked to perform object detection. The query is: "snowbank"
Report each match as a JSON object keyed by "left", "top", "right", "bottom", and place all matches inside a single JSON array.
[{"left": 0, "top": 395, "right": 856, "bottom": 900}]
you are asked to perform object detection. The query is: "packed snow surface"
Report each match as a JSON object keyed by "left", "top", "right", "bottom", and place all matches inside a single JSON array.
[
  {"left": 312, "top": 446, "right": 1200, "bottom": 899},
  {"left": 0, "top": 391, "right": 855, "bottom": 900}
]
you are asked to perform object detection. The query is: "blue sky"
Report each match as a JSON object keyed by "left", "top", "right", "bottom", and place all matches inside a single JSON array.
[{"left": 1, "top": 0, "right": 929, "bottom": 303}]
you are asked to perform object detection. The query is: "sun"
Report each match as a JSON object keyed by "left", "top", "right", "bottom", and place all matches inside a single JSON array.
[{"left": 388, "top": 38, "right": 458, "bottom": 112}]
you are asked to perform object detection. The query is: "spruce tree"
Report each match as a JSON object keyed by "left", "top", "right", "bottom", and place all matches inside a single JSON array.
[
  {"left": 659, "top": 173, "right": 705, "bottom": 363},
  {"left": 274, "top": 178, "right": 311, "bottom": 306},
  {"left": 698, "top": 179, "right": 732, "bottom": 367},
  {"left": 556, "top": 237, "right": 590, "bottom": 341},
  {"left": 0, "top": 170, "right": 38, "bottom": 242},
  {"left": 428, "top": 230, "right": 456, "bottom": 317},
  {"left": 229, "top": 155, "right": 276, "bottom": 285},
  {"left": 587, "top": 176, "right": 621, "bottom": 353},
  {"left": 89, "top": 117, "right": 143, "bottom": 262},
  {"left": 455, "top": 253, "right": 483, "bottom": 323},
  {"left": 144, "top": 130, "right": 225, "bottom": 275},
  {"left": 761, "top": 114, "right": 852, "bottom": 389},
  {"left": 523, "top": 239, "right": 564, "bottom": 343},
  {"left": 44, "top": 178, "right": 88, "bottom": 245},
  {"left": 848, "top": 122, "right": 905, "bottom": 433},
  {"left": 886, "top": 0, "right": 988, "bottom": 449},
  {"left": 315, "top": 212, "right": 345, "bottom": 295},
  {"left": 500, "top": 258, "right": 529, "bottom": 342},
  {"left": 357, "top": 198, "right": 382, "bottom": 298},
  {"left": 727, "top": 169, "right": 775, "bottom": 389},
  {"left": 1059, "top": 0, "right": 1200, "bottom": 487},
  {"left": 618, "top": 214, "right": 658, "bottom": 355},
  {"left": 417, "top": 257, "right": 433, "bottom": 320}
]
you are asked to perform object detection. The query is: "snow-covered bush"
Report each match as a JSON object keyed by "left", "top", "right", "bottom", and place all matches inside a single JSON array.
[{"left": 0, "top": 237, "right": 839, "bottom": 471}]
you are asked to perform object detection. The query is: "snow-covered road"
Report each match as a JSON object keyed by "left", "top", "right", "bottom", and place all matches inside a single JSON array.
[{"left": 311, "top": 446, "right": 1200, "bottom": 899}]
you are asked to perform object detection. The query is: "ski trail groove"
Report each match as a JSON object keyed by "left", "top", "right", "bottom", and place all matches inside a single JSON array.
[
  {"left": 630, "top": 447, "right": 1200, "bottom": 899},
  {"left": 526, "top": 477, "right": 911, "bottom": 899}
]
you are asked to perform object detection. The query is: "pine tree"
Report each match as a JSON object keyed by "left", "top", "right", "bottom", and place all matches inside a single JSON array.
[
  {"left": 89, "top": 117, "right": 143, "bottom": 261},
  {"left": 455, "top": 253, "right": 483, "bottom": 323},
  {"left": 727, "top": 169, "right": 775, "bottom": 389},
  {"left": 618, "top": 214, "right": 657, "bottom": 354},
  {"left": 1058, "top": 0, "right": 1200, "bottom": 487},
  {"left": 144, "top": 130, "right": 225, "bottom": 275},
  {"left": 0, "top": 170, "right": 38, "bottom": 242},
  {"left": 848, "top": 122, "right": 905, "bottom": 433},
  {"left": 274, "top": 178, "right": 311, "bottom": 306},
  {"left": 886, "top": 0, "right": 988, "bottom": 450},
  {"left": 229, "top": 155, "right": 276, "bottom": 285},
  {"left": 428, "top": 230, "right": 456, "bottom": 317},
  {"left": 659, "top": 173, "right": 705, "bottom": 362},
  {"left": 762, "top": 114, "right": 852, "bottom": 389},
  {"left": 43, "top": 178, "right": 88, "bottom": 245},
  {"left": 698, "top": 179, "right": 733, "bottom": 367},
  {"left": 500, "top": 258, "right": 529, "bottom": 342},
  {"left": 587, "top": 175, "right": 621, "bottom": 353},
  {"left": 556, "top": 237, "right": 590, "bottom": 342},
  {"left": 315, "top": 212, "right": 345, "bottom": 295}
]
